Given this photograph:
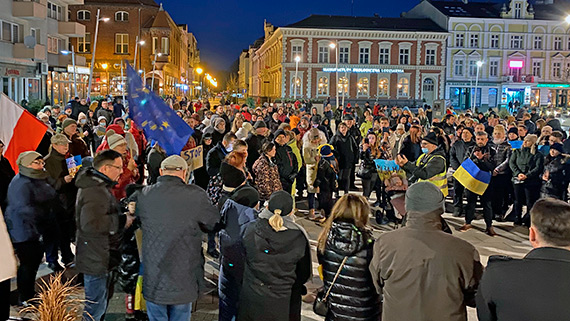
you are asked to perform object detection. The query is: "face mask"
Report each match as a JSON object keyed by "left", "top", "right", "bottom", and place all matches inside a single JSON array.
[
  {"left": 80, "top": 119, "right": 87, "bottom": 124},
  {"left": 493, "top": 138, "right": 503, "bottom": 145},
  {"left": 100, "top": 122, "right": 106, "bottom": 127},
  {"left": 421, "top": 147, "right": 429, "bottom": 154},
  {"left": 226, "top": 144, "right": 233, "bottom": 152}
]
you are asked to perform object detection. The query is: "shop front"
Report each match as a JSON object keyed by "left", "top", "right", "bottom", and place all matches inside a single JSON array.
[
  {"left": 0, "top": 63, "right": 43, "bottom": 104},
  {"left": 47, "top": 66, "right": 89, "bottom": 105},
  {"left": 447, "top": 81, "right": 500, "bottom": 110},
  {"left": 536, "top": 83, "right": 570, "bottom": 108}
]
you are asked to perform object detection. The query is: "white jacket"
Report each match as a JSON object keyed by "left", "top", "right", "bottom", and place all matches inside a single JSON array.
[{"left": 0, "top": 208, "right": 17, "bottom": 282}]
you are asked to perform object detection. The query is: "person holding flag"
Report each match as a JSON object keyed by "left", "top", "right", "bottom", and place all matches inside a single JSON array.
[{"left": 459, "top": 131, "right": 497, "bottom": 236}]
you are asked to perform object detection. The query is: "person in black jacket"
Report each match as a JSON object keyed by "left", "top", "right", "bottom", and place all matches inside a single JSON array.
[
  {"left": 330, "top": 122, "right": 357, "bottom": 195},
  {"left": 206, "top": 132, "right": 236, "bottom": 177},
  {"left": 344, "top": 115, "right": 362, "bottom": 190},
  {"left": 238, "top": 191, "right": 311, "bottom": 321},
  {"left": 273, "top": 129, "right": 298, "bottom": 195},
  {"left": 476, "top": 198, "right": 570, "bottom": 321},
  {"left": 0, "top": 140, "right": 15, "bottom": 212},
  {"left": 317, "top": 194, "right": 381, "bottom": 321},
  {"left": 193, "top": 133, "right": 214, "bottom": 189},
  {"left": 540, "top": 143, "right": 569, "bottom": 200},
  {"left": 245, "top": 121, "right": 268, "bottom": 171},
  {"left": 509, "top": 134, "right": 544, "bottom": 226},
  {"left": 459, "top": 131, "right": 497, "bottom": 236},
  {"left": 450, "top": 127, "right": 476, "bottom": 217},
  {"left": 399, "top": 124, "right": 422, "bottom": 163},
  {"left": 314, "top": 145, "right": 338, "bottom": 219}
]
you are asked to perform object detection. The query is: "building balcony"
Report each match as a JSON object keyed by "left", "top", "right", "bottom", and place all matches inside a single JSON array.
[
  {"left": 58, "top": 54, "right": 86, "bottom": 67},
  {"left": 13, "top": 43, "right": 46, "bottom": 60},
  {"left": 58, "top": 21, "right": 85, "bottom": 37},
  {"left": 12, "top": 0, "right": 47, "bottom": 20}
]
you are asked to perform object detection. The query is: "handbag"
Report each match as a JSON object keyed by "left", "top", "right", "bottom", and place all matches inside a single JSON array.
[
  {"left": 356, "top": 162, "right": 373, "bottom": 179},
  {"left": 313, "top": 256, "right": 348, "bottom": 316}
]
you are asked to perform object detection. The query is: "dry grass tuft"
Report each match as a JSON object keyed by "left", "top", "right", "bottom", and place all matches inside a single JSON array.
[{"left": 20, "top": 272, "right": 89, "bottom": 321}]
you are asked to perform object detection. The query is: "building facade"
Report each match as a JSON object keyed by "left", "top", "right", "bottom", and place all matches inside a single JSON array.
[
  {"left": 247, "top": 16, "right": 448, "bottom": 106},
  {"left": 406, "top": 0, "right": 570, "bottom": 109},
  {"left": 1, "top": 0, "right": 85, "bottom": 104}
]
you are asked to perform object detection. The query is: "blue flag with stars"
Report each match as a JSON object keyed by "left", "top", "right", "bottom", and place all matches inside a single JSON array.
[{"left": 126, "top": 63, "right": 193, "bottom": 156}]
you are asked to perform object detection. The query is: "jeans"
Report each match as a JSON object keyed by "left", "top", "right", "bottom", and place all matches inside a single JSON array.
[
  {"left": 361, "top": 175, "right": 378, "bottom": 199},
  {"left": 307, "top": 193, "right": 316, "bottom": 210},
  {"left": 513, "top": 182, "right": 540, "bottom": 225},
  {"left": 453, "top": 178, "right": 465, "bottom": 215},
  {"left": 491, "top": 174, "right": 510, "bottom": 217},
  {"left": 13, "top": 240, "right": 43, "bottom": 302},
  {"left": 83, "top": 273, "right": 114, "bottom": 321},
  {"left": 465, "top": 189, "right": 493, "bottom": 228},
  {"left": 44, "top": 221, "right": 74, "bottom": 264},
  {"left": 146, "top": 301, "right": 192, "bottom": 321}
]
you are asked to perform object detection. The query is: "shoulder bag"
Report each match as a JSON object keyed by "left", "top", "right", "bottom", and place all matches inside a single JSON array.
[{"left": 313, "top": 256, "right": 348, "bottom": 317}]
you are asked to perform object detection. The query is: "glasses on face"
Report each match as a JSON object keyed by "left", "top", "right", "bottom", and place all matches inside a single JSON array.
[
  {"left": 105, "top": 164, "right": 122, "bottom": 170},
  {"left": 32, "top": 160, "right": 45, "bottom": 166}
]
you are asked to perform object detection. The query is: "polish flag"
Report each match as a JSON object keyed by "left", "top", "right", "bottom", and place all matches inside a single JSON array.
[{"left": 0, "top": 93, "right": 47, "bottom": 172}]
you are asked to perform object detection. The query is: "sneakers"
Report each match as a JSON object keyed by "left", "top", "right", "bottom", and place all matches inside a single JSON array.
[
  {"left": 485, "top": 227, "right": 498, "bottom": 237},
  {"left": 459, "top": 224, "right": 472, "bottom": 232}
]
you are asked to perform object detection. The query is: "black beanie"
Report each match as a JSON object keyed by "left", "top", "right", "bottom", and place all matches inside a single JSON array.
[
  {"left": 268, "top": 190, "right": 294, "bottom": 216},
  {"left": 422, "top": 132, "right": 439, "bottom": 146},
  {"left": 508, "top": 127, "right": 519, "bottom": 135},
  {"left": 220, "top": 162, "right": 246, "bottom": 188},
  {"left": 231, "top": 185, "right": 260, "bottom": 208}
]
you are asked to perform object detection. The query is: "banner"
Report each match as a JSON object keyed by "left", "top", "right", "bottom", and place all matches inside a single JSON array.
[
  {"left": 66, "top": 155, "right": 82, "bottom": 177},
  {"left": 181, "top": 145, "right": 203, "bottom": 170}
]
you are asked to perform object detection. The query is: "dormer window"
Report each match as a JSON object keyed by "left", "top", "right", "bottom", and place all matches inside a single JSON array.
[{"left": 514, "top": 2, "right": 521, "bottom": 19}]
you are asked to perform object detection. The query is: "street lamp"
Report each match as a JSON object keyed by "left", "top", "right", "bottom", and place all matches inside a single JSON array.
[
  {"left": 566, "top": 15, "right": 570, "bottom": 24},
  {"left": 472, "top": 60, "right": 484, "bottom": 112},
  {"left": 293, "top": 55, "right": 300, "bottom": 100},
  {"left": 151, "top": 53, "right": 162, "bottom": 92},
  {"left": 87, "top": 9, "right": 109, "bottom": 101},
  {"left": 133, "top": 37, "right": 145, "bottom": 71},
  {"left": 196, "top": 67, "right": 203, "bottom": 99},
  {"left": 330, "top": 41, "right": 339, "bottom": 108},
  {"left": 61, "top": 46, "right": 77, "bottom": 98}
]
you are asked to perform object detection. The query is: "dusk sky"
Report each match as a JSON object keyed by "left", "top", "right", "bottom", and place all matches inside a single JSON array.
[{"left": 163, "top": 0, "right": 422, "bottom": 74}]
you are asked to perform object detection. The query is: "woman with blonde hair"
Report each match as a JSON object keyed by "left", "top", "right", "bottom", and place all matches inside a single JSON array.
[
  {"left": 231, "top": 113, "right": 245, "bottom": 134},
  {"left": 239, "top": 191, "right": 311, "bottom": 321},
  {"left": 509, "top": 134, "right": 544, "bottom": 226},
  {"left": 316, "top": 194, "right": 380, "bottom": 321}
]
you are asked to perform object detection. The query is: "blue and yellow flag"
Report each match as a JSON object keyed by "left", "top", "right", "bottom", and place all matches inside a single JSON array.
[
  {"left": 126, "top": 63, "right": 193, "bottom": 155},
  {"left": 452, "top": 158, "right": 491, "bottom": 195}
]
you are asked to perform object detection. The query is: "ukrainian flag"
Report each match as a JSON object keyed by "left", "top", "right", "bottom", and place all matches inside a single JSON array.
[{"left": 452, "top": 158, "right": 491, "bottom": 195}]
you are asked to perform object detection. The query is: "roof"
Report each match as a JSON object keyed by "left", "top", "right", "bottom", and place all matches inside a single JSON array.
[
  {"left": 84, "top": 0, "right": 159, "bottom": 7},
  {"left": 428, "top": 1, "right": 502, "bottom": 18},
  {"left": 151, "top": 7, "right": 171, "bottom": 28},
  {"left": 284, "top": 15, "right": 447, "bottom": 32}
]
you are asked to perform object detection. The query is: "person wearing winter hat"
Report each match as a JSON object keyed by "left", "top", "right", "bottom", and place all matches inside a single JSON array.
[
  {"left": 450, "top": 126, "right": 476, "bottom": 217},
  {"left": 105, "top": 130, "right": 139, "bottom": 200},
  {"left": 507, "top": 126, "right": 520, "bottom": 141},
  {"left": 370, "top": 181, "right": 483, "bottom": 321},
  {"left": 239, "top": 190, "right": 311, "bottom": 321},
  {"left": 313, "top": 144, "right": 338, "bottom": 219},
  {"left": 396, "top": 132, "right": 448, "bottom": 196},
  {"left": 540, "top": 142, "right": 568, "bottom": 199},
  {"left": 62, "top": 117, "right": 90, "bottom": 158}
]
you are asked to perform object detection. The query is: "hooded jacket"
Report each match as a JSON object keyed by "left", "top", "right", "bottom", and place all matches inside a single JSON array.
[
  {"left": 370, "top": 209, "right": 483, "bottom": 321},
  {"left": 75, "top": 167, "right": 125, "bottom": 275},
  {"left": 318, "top": 221, "right": 380, "bottom": 321}
]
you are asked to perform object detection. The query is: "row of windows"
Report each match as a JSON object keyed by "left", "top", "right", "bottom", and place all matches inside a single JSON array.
[
  {"left": 454, "top": 33, "right": 570, "bottom": 50},
  {"left": 77, "top": 10, "right": 129, "bottom": 22},
  {"left": 452, "top": 59, "right": 570, "bottom": 79},
  {"left": 47, "top": 2, "right": 63, "bottom": 21},
  {"left": 1, "top": 20, "right": 20, "bottom": 44},
  {"left": 75, "top": 34, "right": 170, "bottom": 55},
  {"left": 291, "top": 76, "right": 412, "bottom": 97},
  {"left": 294, "top": 45, "right": 436, "bottom": 66}
]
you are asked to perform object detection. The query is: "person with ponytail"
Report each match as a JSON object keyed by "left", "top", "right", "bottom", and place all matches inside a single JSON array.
[{"left": 238, "top": 191, "right": 311, "bottom": 321}]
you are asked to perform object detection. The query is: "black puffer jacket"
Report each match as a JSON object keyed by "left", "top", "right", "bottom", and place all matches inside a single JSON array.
[{"left": 318, "top": 221, "right": 381, "bottom": 321}]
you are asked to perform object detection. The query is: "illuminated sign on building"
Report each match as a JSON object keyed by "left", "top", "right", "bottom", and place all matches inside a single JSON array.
[
  {"left": 67, "top": 65, "right": 90, "bottom": 74},
  {"left": 537, "top": 83, "right": 570, "bottom": 88},
  {"left": 322, "top": 68, "right": 404, "bottom": 73},
  {"left": 508, "top": 60, "right": 524, "bottom": 69}
]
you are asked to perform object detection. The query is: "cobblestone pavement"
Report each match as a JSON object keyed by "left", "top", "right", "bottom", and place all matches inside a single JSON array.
[{"left": 11, "top": 182, "right": 532, "bottom": 321}]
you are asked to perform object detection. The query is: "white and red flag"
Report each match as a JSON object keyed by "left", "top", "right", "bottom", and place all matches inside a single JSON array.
[{"left": 0, "top": 93, "right": 47, "bottom": 172}]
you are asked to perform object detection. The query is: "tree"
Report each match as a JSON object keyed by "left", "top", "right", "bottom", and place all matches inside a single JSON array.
[{"left": 226, "top": 73, "right": 239, "bottom": 103}]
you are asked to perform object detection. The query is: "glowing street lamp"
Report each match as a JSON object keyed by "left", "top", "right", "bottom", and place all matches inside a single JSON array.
[
  {"left": 87, "top": 9, "right": 109, "bottom": 100},
  {"left": 566, "top": 15, "right": 570, "bottom": 24},
  {"left": 472, "top": 60, "right": 484, "bottom": 112},
  {"left": 133, "top": 37, "right": 145, "bottom": 71},
  {"left": 293, "top": 55, "right": 300, "bottom": 100},
  {"left": 330, "top": 41, "right": 339, "bottom": 108}
]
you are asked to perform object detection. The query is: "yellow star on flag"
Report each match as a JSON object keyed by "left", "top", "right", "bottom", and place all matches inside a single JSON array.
[{"left": 162, "top": 121, "right": 170, "bottom": 128}]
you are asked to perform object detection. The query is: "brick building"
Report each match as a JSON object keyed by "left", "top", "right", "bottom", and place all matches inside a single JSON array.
[{"left": 247, "top": 15, "right": 448, "bottom": 106}]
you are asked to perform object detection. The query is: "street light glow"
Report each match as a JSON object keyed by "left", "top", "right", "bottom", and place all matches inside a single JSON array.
[
  {"left": 100, "top": 17, "right": 110, "bottom": 22},
  {"left": 329, "top": 43, "right": 336, "bottom": 49},
  {"left": 566, "top": 15, "right": 570, "bottom": 24},
  {"left": 138, "top": 40, "right": 145, "bottom": 45},
  {"left": 196, "top": 67, "right": 203, "bottom": 74},
  {"left": 294, "top": 56, "right": 300, "bottom": 62},
  {"left": 60, "top": 50, "right": 71, "bottom": 55},
  {"left": 476, "top": 61, "right": 484, "bottom": 67},
  {"left": 138, "top": 69, "right": 143, "bottom": 74}
]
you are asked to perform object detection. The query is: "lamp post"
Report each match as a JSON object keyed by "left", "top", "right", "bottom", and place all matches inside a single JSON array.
[
  {"left": 133, "top": 37, "right": 145, "bottom": 71},
  {"left": 473, "top": 60, "right": 484, "bottom": 112},
  {"left": 330, "top": 41, "right": 338, "bottom": 108},
  {"left": 87, "top": 10, "right": 109, "bottom": 101},
  {"left": 151, "top": 53, "right": 162, "bottom": 92},
  {"left": 293, "top": 56, "right": 300, "bottom": 100},
  {"left": 61, "top": 46, "right": 77, "bottom": 98},
  {"left": 196, "top": 67, "right": 203, "bottom": 100}
]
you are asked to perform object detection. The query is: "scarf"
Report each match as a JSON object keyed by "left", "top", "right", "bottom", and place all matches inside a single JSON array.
[{"left": 18, "top": 165, "right": 49, "bottom": 180}]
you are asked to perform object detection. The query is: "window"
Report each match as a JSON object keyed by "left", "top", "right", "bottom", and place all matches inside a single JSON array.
[
  {"left": 469, "top": 34, "right": 479, "bottom": 48},
  {"left": 357, "top": 77, "right": 369, "bottom": 96},
  {"left": 399, "top": 48, "right": 409, "bottom": 65},
  {"left": 553, "top": 62, "right": 562, "bottom": 78},
  {"left": 426, "top": 48, "right": 436, "bottom": 65},
  {"left": 454, "top": 59, "right": 464, "bottom": 76},
  {"left": 47, "top": 36, "right": 59, "bottom": 53},
  {"left": 532, "top": 61, "right": 542, "bottom": 78},
  {"left": 423, "top": 78, "right": 434, "bottom": 93},
  {"left": 490, "top": 34, "right": 499, "bottom": 48},
  {"left": 77, "top": 10, "right": 90, "bottom": 21},
  {"left": 468, "top": 60, "right": 477, "bottom": 77},
  {"left": 1, "top": 21, "right": 19, "bottom": 43},
  {"left": 554, "top": 36, "right": 562, "bottom": 50},
  {"left": 30, "top": 28, "right": 39, "bottom": 45},
  {"left": 397, "top": 78, "right": 409, "bottom": 97},
  {"left": 78, "top": 32, "right": 91, "bottom": 52},
  {"left": 152, "top": 37, "right": 159, "bottom": 54},
  {"left": 489, "top": 60, "right": 499, "bottom": 77},
  {"left": 318, "top": 46, "right": 329, "bottom": 63},
  {"left": 115, "top": 11, "right": 129, "bottom": 22},
  {"left": 533, "top": 36, "right": 542, "bottom": 49},
  {"left": 291, "top": 77, "right": 301, "bottom": 96},
  {"left": 510, "top": 35, "right": 523, "bottom": 49},
  {"left": 338, "top": 77, "right": 348, "bottom": 95},
  {"left": 339, "top": 46, "right": 349, "bottom": 64},
  {"left": 455, "top": 33, "right": 464, "bottom": 47},
  {"left": 292, "top": 45, "right": 302, "bottom": 62},
  {"left": 161, "top": 37, "right": 169, "bottom": 55},
  {"left": 317, "top": 77, "right": 328, "bottom": 95},
  {"left": 115, "top": 33, "right": 128, "bottom": 54},
  {"left": 359, "top": 47, "right": 370, "bottom": 64},
  {"left": 378, "top": 78, "right": 389, "bottom": 96},
  {"left": 47, "top": 2, "right": 62, "bottom": 20},
  {"left": 379, "top": 47, "right": 390, "bottom": 64},
  {"left": 515, "top": 2, "right": 521, "bottom": 19}
]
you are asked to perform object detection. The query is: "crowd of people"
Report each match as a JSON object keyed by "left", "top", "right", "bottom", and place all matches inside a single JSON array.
[{"left": 1, "top": 95, "right": 570, "bottom": 321}]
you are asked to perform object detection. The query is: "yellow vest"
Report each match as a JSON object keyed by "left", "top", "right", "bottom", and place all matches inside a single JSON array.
[{"left": 415, "top": 153, "right": 449, "bottom": 197}]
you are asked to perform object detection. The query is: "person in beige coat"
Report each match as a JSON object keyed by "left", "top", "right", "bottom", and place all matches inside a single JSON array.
[
  {"left": 302, "top": 128, "right": 327, "bottom": 220},
  {"left": 369, "top": 181, "right": 483, "bottom": 321},
  {"left": 1, "top": 208, "right": 17, "bottom": 319}
]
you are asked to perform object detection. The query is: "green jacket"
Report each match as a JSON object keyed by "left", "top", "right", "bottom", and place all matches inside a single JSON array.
[{"left": 402, "top": 148, "right": 447, "bottom": 183}]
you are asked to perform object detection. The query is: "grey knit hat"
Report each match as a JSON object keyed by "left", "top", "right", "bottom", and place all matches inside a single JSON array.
[{"left": 405, "top": 181, "right": 445, "bottom": 214}]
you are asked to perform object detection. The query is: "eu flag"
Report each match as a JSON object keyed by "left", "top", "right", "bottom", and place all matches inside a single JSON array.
[{"left": 126, "top": 63, "right": 193, "bottom": 156}]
